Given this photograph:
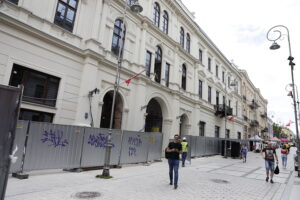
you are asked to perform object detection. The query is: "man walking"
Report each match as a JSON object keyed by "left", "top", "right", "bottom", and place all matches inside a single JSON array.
[
  {"left": 166, "top": 134, "right": 182, "bottom": 189},
  {"left": 181, "top": 137, "right": 188, "bottom": 167},
  {"left": 262, "top": 142, "right": 278, "bottom": 184}
]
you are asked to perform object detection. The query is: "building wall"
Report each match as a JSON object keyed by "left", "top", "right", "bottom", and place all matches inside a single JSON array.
[{"left": 0, "top": 0, "right": 251, "bottom": 149}]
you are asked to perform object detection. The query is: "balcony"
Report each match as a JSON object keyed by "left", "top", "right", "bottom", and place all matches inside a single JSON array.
[
  {"left": 250, "top": 120, "right": 259, "bottom": 127},
  {"left": 249, "top": 99, "right": 259, "bottom": 109},
  {"left": 243, "top": 115, "right": 248, "bottom": 121},
  {"left": 260, "top": 112, "right": 267, "bottom": 118},
  {"left": 261, "top": 127, "right": 269, "bottom": 132},
  {"left": 214, "top": 104, "right": 233, "bottom": 117}
]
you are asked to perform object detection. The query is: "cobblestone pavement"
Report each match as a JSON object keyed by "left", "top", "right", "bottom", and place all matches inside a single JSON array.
[{"left": 5, "top": 147, "right": 299, "bottom": 200}]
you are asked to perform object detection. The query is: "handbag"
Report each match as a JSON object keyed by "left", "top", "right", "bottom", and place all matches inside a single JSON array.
[{"left": 274, "top": 165, "right": 280, "bottom": 175}]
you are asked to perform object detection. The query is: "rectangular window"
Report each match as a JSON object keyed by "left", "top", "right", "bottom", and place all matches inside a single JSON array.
[
  {"left": 215, "top": 126, "right": 220, "bottom": 138},
  {"left": 19, "top": 109, "right": 54, "bottom": 122},
  {"left": 229, "top": 100, "right": 231, "bottom": 108},
  {"left": 222, "top": 71, "right": 225, "bottom": 83},
  {"left": 165, "top": 63, "right": 170, "bottom": 87},
  {"left": 223, "top": 96, "right": 226, "bottom": 105},
  {"left": 237, "top": 132, "right": 241, "bottom": 140},
  {"left": 199, "top": 49, "right": 203, "bottom": 62},
  {"left": 54, "top": 0, "right": 78, "bottom": 32},
  {"left": 198, "top": 80, "right": 202, "bottom": 98},
  {"left": 228, "top": 76, "right": 231, "bottom": 88},
  {"left": 216, "top": 65, "right": 219, "bottom": 77},
  {"left": 199, "top": 121, "right": 206, "bottom": 136},
  {"left": 208, "top": 86, "right": 211, "bottom": 103},
  {"left": 208, "top": 58, "right": 211, "bottom": 71},
  {"left": 9, "top": 64, "right": 60, "bottom": 107},
  {"left": 236, "top": 101, "right": 238, "bottom": 116},
  {"left": 7, "top": 0, "right": 19, "bottom": 4},
  {"left": 216, "top": 91, "right": 219, "bottom": 105},
  {"left": 226, "top": 129, "right": 230, "bottom": 139},
  {"left": 145, "top": 51, "right": 152, "bottom": 77}
]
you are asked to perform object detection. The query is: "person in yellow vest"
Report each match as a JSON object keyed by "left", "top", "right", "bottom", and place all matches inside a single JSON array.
[{"left": 181, "top": 137, "right": 188, "bottom": 167}]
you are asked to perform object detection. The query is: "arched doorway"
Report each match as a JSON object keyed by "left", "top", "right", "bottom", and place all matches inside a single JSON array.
[
  {"left": 145, "top": 98, "right": 163, "bottom": 132},
  {"left": 100, "top": 91, "right": 123, "bottom": 129},
  {"left": 179, "top": 114, "right": 189, "bottom": 137}
]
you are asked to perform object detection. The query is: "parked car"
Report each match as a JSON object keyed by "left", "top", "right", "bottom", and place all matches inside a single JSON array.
[{"left": 294, "top": 154, "right": 299, "bottom": 171}]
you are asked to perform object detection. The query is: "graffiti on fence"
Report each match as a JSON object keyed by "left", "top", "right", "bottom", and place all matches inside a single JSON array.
[
  {"left": 88, "top": 133, "right": 115, "bottom": 149},
  {"left": 41, "top": 130, "right": 69, "bottom": 147},
  {"left": 128, "top": 136, "right": 142, "bottom": 157}
]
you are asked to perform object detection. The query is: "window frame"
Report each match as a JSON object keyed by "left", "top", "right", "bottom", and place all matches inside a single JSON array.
[
  {"left": 165, "top": 63, "right": 170, "bottom": 87},
  {"left": 181, "top": 64, "right": 187, "bottom": 90},
  {"left": 54, "top": 0, "right": 79, "bottom": 32},
  {"left": 216, "top": 65, "right": 219, "bottom": 77},
  {"left": 186, "top": 33, "right": 191, "bottom": 53},
  {"left": 180, "top": 27, "right": 185, "bottom": 48},
  {"left": 19, "top": 108, "right": 54, "bottom": 123},
  {"left": 199, "top": 121, "right": 206, "bottom": 136},
  {"left": 208, "top": 58, "right": 211, "bottom": 71},
  {"left": 162, "top": 11, "right": 169, "bottom": 34},
  {"left": 208, "top": 86, "right": 212, "bottom": 103},
  {"left": 111, "top": 19, "right": 126, "bottom": 56},
  {"left": 199, "top": 49, "right": 203, "bottom": 63},
  {"left": 198, "top": 80, "right": 203, "bottom": 98},
  {"left": 215, "top": 126, "right": 220, "bottom": 138},
  {"left": 145, "top": 50, "right": 152, "bottom": 77},
  {"left": 153, "top": 2, "right": 160, "bottom": 27}
]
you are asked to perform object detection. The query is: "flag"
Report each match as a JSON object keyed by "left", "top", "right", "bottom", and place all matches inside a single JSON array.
[
  {"left": 287, "top": 91, "right": 293, "bottom": 98},
  {"left": 227, "top": 115, "right": 236, "bottom": 121},
  {"left": 285, "top": 120, "right": 294, "bottom": 127},
  {"left": 125, "top": 69, "right": 146, "bottom": 86}
]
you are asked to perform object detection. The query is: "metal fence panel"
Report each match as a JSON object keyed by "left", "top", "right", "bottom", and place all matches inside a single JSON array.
[
  {"left": 80, "top": 128, "right": 122, "bottom": 167},
  {"left": 195, "top": 137, "right": 206, "bottom": 156},
  {"left": 147, "top": 132, "right": 163, "bottom": 162},
  {"left": 23, "top": 122, "right": 84, "bottom": 171},
  {"left": 9, "top": 120, "right": 29, "bottom": 173},
  {"left": 190, "top": 136, "right": 197, "bottom": 157},
  {"left": 120, "top": 131, "right": 149, "bottom": 164}
]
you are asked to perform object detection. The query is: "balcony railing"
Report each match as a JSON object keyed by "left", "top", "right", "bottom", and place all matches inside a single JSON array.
[
  {"left": 243, "top": 115, "right": 248, "bottom": 121},
  {"left": 250, "top": 120, "right": 259, "bottom": 127},
  {"left": 260, "top": 112, "right": 267, "bottom": 118},
  {"left": 261, "top": 127, "right": 269, "bottom": 132},
  {"left": 249, "top": 99, "right": 259, "bottom": 109},
  {"left": 214, "top": 104, "right": 233, "bottom": 117}
]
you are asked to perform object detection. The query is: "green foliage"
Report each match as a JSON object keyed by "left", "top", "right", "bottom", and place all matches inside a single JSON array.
[{"left": 272, "top": 123, "right": 282, "bottom": 138}]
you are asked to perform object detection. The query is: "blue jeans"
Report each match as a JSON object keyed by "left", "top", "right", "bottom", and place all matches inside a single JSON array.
[
  {"left": 182, "top": 152, "right": 187, "bottom": 165},
  {"left": 168, "top": 159, "right": 179, "bottom": 185},
  {"left": 281, "top": 155, "right": 287, "bottom": 168},
  {"left": 265, "top": 160, "right": 275, "bottom": 171}
]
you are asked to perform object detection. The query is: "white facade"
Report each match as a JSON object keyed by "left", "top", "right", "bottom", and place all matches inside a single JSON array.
[{"left": 0, "top": 0, "right": 249, "bottom": 149}]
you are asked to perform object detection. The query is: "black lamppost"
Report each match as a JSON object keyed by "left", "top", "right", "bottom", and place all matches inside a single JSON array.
[
  {"left": 267, "top": 25, "right": 300, "bottom": 177},
  {"left": 101, "top": 0, "right": 143, "bottom": 178}
]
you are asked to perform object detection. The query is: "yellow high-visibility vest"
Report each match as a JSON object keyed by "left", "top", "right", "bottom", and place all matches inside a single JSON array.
[{"left": 181, "top": 141, "right": 188, "bottom": 152}]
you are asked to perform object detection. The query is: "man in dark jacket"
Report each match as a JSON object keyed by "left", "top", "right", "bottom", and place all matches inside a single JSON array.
[{"left": 166, "top": 134, "right": 182, "bottom": 189}]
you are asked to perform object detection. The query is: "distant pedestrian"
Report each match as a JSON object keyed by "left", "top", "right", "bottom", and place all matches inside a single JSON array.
[
  {"left": 281, "top": 145, "right": 288, "bottom": 169},
  {"left": 166, "top": 134, "right": 182, "bottom": 189},
  {"left": 240, "top": 144, "right": 248, "bottom": 163},
  {"left": 181, "top": 137, "right": 188, "bottom": 167},
  {"left": 262, "top": 142, "right": 279, "bottom": 184}
]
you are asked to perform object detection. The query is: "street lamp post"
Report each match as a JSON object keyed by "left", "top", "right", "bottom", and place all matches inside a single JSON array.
[
  {"left": 267, "top": 25, "right": 300, "bottom": 177},
  {"left": 101, "top": 0, "right": 143, "bottom": 178}
]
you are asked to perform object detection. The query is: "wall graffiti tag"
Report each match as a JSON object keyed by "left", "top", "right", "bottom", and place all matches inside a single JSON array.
[
  {"left": 41, "top": 130, "right": 68, "bottom": 147},
  {"left": 128, "top": 136, "right": 142, "bottom": 157},
  {"left": 88, "top": 133, "right": 115, "bottom": 149}
]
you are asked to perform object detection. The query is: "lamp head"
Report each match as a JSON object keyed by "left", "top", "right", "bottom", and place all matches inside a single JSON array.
[
  {"left": 269, "top": 42, "right": 280, "bottom": 50},
  {"left": 130, "top": 1, "right": 143, "bottom": 13}
]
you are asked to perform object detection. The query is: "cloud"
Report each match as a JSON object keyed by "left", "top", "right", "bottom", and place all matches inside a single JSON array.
[{"left": 233, "top": 25, "right": 266, "bottom": 45}]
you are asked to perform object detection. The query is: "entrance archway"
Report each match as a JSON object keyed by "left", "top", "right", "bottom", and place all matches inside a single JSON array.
[
  {"left": 145, "top": 98, "right": 163, "bottom": 132},
  {"left": 100, "top": 91, "right": 123, "bottom": 129}
]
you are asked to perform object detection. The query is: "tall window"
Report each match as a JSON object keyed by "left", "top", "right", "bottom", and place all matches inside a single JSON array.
[
  {"left": 154, "top": 46, "right": 162, "bottom": 83},
  {"left": 127, "top": 0, "right": 135, "bottom": 6},
  {"left": 111, "top": 19, "right": 126, "bottom": 56},
  {"left": 208, "top": 58, "right": 211, "bottom": 71},
  {"left": 7, "top": 0, "right": 19, "bottom": 4},
  {"left": 237, "top": 132, "right": 241, "bottom": 140},
  {"left": 19, "top": 109, "right": 54, "bottom": 122},
  {"left": 223, "top": 96, "right": 226, "bottom": 105},
  {"left": 181, "top": 64, "right": 186, "bottom": 90},
  {"left": 216, "top": 91, "right": 219, "bottom": 105},
  {"left": 216, "top": 65, "right": 219, "bottom": 77},
  {"left": 226, "top": 129, "right": 230, "bottom": 138},
  {"left": 208, "top": 86, "right": 212, "bottom": 103},
  {"left": 228, "top": 76, "right": 231, "bottom": 88},
  {"left": 199, "top": 49, "right": 203, "bottom": 62},
  {"left": 199, "top": 121, "right": 206, "bottom": 136},
  {"left": 198, "top": 80, "right": 202, "bottom": 98},
  {"left": 165, "top": 63, "right": 170, "bottom": 87},
  {"left": 229, "top": 100, "right": 231, "bottom": 108},
  {"left": 180, "top": 27, "right": 184, "bottom": 48},
  {"left": 145, "top": 51, "right": 152, "bottom": 77},
  {"left": 186, "top": 33, "right": 191, "bottom": 53},
  {"left": 162, "top": 11, "right": 169, "bottom": 34},
  {"left": 222, "top": 71, "right": 225, "bottom": 83},
  {"left": 54, "top": 0, "right": 78, "bottom": 32},
  {"left": 9, "top": 64, "right": 60, "bottom": 107},
  {"left": 236, "top": 101, "right": 238, "bottom": 116},
  {"left": 215, "top": 126, "right": 220, "bottom": 138},
  {"left": 153, "top": 2, "right": 160, "bottom": 27}
]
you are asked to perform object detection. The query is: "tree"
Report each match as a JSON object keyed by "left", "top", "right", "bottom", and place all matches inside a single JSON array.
[{"left": 272, "top": 123, "right": 282, "bottom": 138}]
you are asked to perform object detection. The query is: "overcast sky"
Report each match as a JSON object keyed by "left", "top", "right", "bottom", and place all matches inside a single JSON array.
[{"left": 181, "top": 0, "right": 300, "bottom": 135}]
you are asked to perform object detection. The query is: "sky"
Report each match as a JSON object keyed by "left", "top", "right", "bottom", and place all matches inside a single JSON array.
[{"left": 181, "top": 0, "right": 300, "bottom": 135}]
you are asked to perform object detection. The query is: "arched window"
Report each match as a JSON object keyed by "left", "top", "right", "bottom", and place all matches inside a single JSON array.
[
  {"left": 154, "top": 46, "right": 162, "bottom": 83},
  {"left": 180, "top": 27, "right": 184, "bottom": 48},
  {"left": 182, "top": 64, "right": 186, "bottom": 90},
  {"left": 162, "top": 11, "right": 169, "bottom": 34},
  {"left": 153, "top": 2, "right": 160, "bottom": 27},
  {"left": 186, "top": 33, "right": 191, "bottom": 53},
  {"left": 111, "top": 19, "right": 126, "bottom": 56}
]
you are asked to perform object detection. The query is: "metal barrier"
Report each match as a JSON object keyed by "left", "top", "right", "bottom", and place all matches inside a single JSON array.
[{"left": 147, "top": 132, "right": 163, "bottom": 162}]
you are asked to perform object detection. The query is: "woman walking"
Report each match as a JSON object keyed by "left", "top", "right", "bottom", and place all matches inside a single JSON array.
[
  {"left": 241, "top": 144, "right": 248, "bottom": 163},
  {"left": 281, "top": 145, "right": 288, "bottom": 169}
]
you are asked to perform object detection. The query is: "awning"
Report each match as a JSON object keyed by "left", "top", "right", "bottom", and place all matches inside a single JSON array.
[{"left": 249, "top": 135, "right": 263, "bottom": 141}]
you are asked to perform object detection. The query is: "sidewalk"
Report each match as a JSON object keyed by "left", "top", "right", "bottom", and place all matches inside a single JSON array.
[{"left": 5, "top": 147, "right": 300, "bottom": 200}]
